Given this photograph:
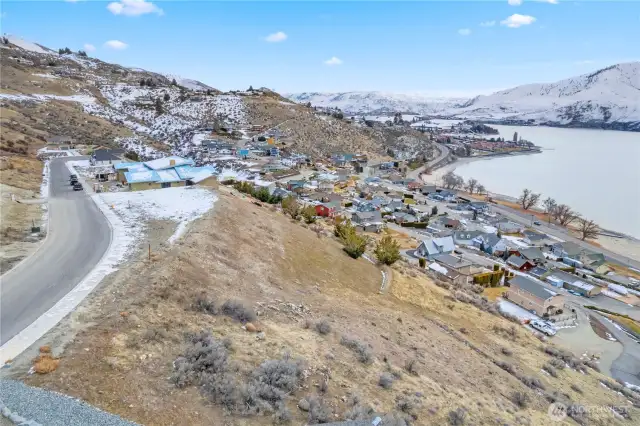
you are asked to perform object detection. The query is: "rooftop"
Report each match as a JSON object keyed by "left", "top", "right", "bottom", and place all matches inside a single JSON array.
[{"left": 510, "top": 275, "right": 558, "bottom": 300}]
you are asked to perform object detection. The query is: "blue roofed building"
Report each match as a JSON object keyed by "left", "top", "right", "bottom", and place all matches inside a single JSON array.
[{"left": 116, "top": 156, "right": 218, "bottom": 191}]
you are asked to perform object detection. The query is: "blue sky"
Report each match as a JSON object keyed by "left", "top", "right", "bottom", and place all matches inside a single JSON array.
[{"left": 2, "top": 1, "right": 639, "bottom": 95}]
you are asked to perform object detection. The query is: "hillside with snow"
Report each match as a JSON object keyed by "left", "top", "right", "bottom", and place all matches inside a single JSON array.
[
  {"left": 288, "top": 63, "right": 640, "bottom": 131},
  {"left": 286, "top": 91, "right": 465, "bottom": 116},
  {"left": 448, "top": 62, "right": 640, "bottom": 131}
]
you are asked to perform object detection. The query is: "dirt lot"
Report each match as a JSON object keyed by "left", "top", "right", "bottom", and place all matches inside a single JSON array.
[{"left": 18, "top": 189, "right": 640, "bottom": 425}]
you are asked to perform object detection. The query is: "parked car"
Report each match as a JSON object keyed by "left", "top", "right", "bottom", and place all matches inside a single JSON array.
[
  {"left": 533, "top": 221, "right": 541, "bottom": 226},
  {"left": 69, "top": 174, "right": 77, "bottom": 179},
  {"left": 530, "top": 319, "right": 557, "bottom": 336},
  {"left": 73, "top": 183, "right": 83, "bottom": 191}
]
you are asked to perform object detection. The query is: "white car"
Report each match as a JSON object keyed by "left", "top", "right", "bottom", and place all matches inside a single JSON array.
[{"left": 530, "top": 320, "right": 557, "bottom": 336}]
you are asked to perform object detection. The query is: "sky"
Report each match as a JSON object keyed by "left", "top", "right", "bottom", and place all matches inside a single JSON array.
[{"left": 2, "top": 0, "right": 639, "bottom": 96}]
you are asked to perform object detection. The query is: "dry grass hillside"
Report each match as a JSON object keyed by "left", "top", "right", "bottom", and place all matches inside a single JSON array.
[
  {"left": 246, "top": 97, "right": 390, "bottom": 158},
  {"left": 24, "top": 188, "right": 639, "bottom": 425}
]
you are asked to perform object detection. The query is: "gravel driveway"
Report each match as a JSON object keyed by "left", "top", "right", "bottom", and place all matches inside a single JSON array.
[{"left": 0, "top": 380, "right": 137, "bottom": 426}]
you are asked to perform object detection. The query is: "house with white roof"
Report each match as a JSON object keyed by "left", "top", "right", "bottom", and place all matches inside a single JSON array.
[{"left": 416, "top": 236, "right": 455, "bottom": 260}]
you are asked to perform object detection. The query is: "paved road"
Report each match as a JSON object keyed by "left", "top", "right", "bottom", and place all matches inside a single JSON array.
[
  {"left": 488, "top": 202, "right": 640, "bottom": 270},
  {"left": 0, "top": 157, "right": 111, "bottom": 345},
  {"left": 407, "top": 142, "right": 450, "bottom": 181}
]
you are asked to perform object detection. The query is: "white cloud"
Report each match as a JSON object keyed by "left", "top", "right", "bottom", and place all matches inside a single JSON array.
[
  {"left": 265, "top": 31, "right": 287, "bottom": 42},
  {"left": 458, "top": 28, "right": 471, "bottom": 36},
  {"left": 501, "top": 14, "right": 537, "bottom": 28},
  {"left": 508, "top": 0, "right": 523, "bottom": 5},
  {"left": 104, "top": 40, "right": 128, "bottom": 50},
  {"left": 107, "top": 0, "right": 163, "bottom": 17},
  {"left": 575, "top": 60, "right": 595, "bottom": 65},
  {"left": 480, "top": 20, "right": 496, "bottom": 27},
  {"left": 537, "top": 0, "right": 559, "bottom": 3},
  {"left": 324, "top": 56, "right": 343, "bottom": 66},
  {"left": 83, "top": 43, "right": 96, "bottom": 52}
]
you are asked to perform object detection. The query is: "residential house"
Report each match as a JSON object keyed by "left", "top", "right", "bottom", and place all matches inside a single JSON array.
[
  {"left": 318, "top": 181, "right": 335, "bottom": 192},
  {"left": 45, "top": 135, "right": 74, "bottom": 149},
  {"left": 393, "top": 212, "right": 417, "bottom": 224},
  {"left": 429, "top": 190, "right": 457, "bottom": 202},
  {"left": 420, "top": 185, "right": 437, "bottom": 195},
  {"left": 385, "top": 200, "right": 406, "bottom": 212},
  {"left": 286, "top": 180, "right": 306, "bottom": 191},
  {"left": 407, "top": 181, "right": 423, "bottom": 191},
  {"left": 388, "top": 173, "right": 404, "bottom": 185},
  {"left": 522, "top": 230, "right": 554, "bottom": 247},
  {"left": 453, "top": 230, "right": 486, "bottom": 247},
  {"left": 440, "top": 218, "right": 462, "bottom": 230},
  {"left": 467, "top": 201, "right": 489, "bottom": 213},
  {"left": 506, "top": 276, "right": 565, "bottom": 317},
  {"left": 356, "top": 201, "right": 378, "bottom": 212},
  {"left": 474, "top": 233, "right": 509, "bottom": 256},
  {"left": 529, "top": 266, "right": 548, "bottom": 279},
  {"left": 428, "top": 262, "right": 466, "bottom": 286},
  {"left": 351, "top": 210, "right": 383, "bottom": 225},
  {"left": 507, "top": 255, "right": 535, "bottom": 272},
  {"left": 493, "top": 219, "right": 522, "bottom": 234},
  {"left": 315, "top": 201, "right": 341, "bottom": 218},
  {"left": 563, "top": 280, "right": 601, "bottom": 297},
  {"left": 545, "top": 269, "right": 583, "bottom": 288},
  {"left": 272, "top": 187, "right": 291, "bottom": 199},
  {"left": 551, "top": 242, "right": 605, "bottom": 270},
  {"left": 519, "top": 247, "right": 547, "bottom": 265},
  {"left": 118, "top": 156, "right": 221, "bottom": 191},
  {"left": 433, "top": 254, "right": 483, "bottom": 284},
  {"left": 92, "top": 148, "right": 124, "bottom": 166},
  {"left": 416, "top": 236, "right": 455, "bottom": 260}
]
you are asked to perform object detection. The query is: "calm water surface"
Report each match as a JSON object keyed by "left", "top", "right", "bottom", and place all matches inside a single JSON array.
[{"left": 452, "top": 125, "right": 640, "bottom": 238}]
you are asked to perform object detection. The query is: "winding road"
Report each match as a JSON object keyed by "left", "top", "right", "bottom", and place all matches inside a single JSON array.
[{"left": 0, "top": 157, "right": 111, "bottom": 346}]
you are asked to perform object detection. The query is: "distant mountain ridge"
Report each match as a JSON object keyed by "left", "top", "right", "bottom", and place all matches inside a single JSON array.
[
  {"left": 285, "top": 91, "right": 466, "bottom": 115},
  {"left": 288, "top": 62, "right": 640, "bottom": 131}
]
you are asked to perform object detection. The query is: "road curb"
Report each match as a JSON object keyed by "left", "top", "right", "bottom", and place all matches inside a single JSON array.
[{"left": 0, "top": 160, "right": 118, "bottom": 366}]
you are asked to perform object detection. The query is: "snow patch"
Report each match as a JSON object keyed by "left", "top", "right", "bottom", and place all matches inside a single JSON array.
[{"left": 99, "top": 186, "right": 217, "bottom": 245}]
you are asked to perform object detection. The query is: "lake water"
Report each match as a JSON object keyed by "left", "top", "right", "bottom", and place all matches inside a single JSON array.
[{"left": 450, "top": 125, "right": 640, "bottom": 238}]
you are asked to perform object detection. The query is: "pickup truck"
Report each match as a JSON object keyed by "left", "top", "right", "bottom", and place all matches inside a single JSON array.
[{"left": 530, "top": 319, "right": 557, "bottom": 336}]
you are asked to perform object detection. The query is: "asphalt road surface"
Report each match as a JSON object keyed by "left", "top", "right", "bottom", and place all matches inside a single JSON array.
[{"left": 0, "top": 157, "right": 111, "bottom": 345}]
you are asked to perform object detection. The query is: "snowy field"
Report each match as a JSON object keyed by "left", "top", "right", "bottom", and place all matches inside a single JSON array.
[
  {"left": 100, "top": 186, "right": 217, "bottom": 245},
  {"left": 498, "top": 299, "right": 539, "bottom": 321}
]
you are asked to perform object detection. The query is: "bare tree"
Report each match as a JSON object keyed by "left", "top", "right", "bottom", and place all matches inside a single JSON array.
[
  {"left": 577, "top": 218, "right": 599, "bottom": 241},
  {"left": 518, "top": 188, "right": 541, "bottom": 210},
  {"left": 542, "top": 197, "right": 557, "bottom": 215},
  {"left": 442, "top": 171, "right": 463, "bottom": 190},
  {"left": 553, "top": 204, "right": 580, "bottom": 226},
  {"left": 476, "top": 184, "right": 486, "bottom": 195},
  {"left": 466, "top": 178, "right": 478, "bottom": 194}
]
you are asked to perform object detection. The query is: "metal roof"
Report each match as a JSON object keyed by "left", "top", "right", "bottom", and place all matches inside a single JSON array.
[{"left": 510, "top": 275, "right": 558, "bottom": 300}]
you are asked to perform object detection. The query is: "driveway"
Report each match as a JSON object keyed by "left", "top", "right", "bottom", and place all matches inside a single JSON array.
[
  {"left": 555, "top": 306, "right": 623, "bottom": 379},
  {"left": 0, "top": 157, "right": 111, "bottom": 345}
]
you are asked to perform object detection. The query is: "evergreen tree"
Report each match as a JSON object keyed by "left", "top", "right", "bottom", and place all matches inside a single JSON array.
[
  {"left": 171, "top": 78, "right": 178, "bottom": 86},
  {"left": 155, "top": 97, "right": 164, "bottom": 115},
  {"left": 163, "top": 93, "right": 170, "bottom": 101},
  {"left": 140, "top": 79, "right": 146, "bottom": 87}
]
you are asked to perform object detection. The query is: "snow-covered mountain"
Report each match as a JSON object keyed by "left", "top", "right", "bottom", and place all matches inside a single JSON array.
[
  {"left": 447, "top": 62, "right": 640, "bottom": 130},
  {"left": 163, "top": 74, "right": 214, "bottom": 91},
  {"left": 286, "top": 91, "right": 466, "bottom": 115},
  {"left": 288, "top": 62, "right": 640, "bottom": 131}
]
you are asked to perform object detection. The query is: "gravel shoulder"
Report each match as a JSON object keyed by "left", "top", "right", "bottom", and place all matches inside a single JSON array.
[{"left": 0, "top": 379, "right": 137, "bottom": 426}]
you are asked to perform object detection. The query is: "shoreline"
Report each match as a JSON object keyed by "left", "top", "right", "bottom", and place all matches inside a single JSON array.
[{"left": 423, "top": 150, "right": 640, "bottom": 264}]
